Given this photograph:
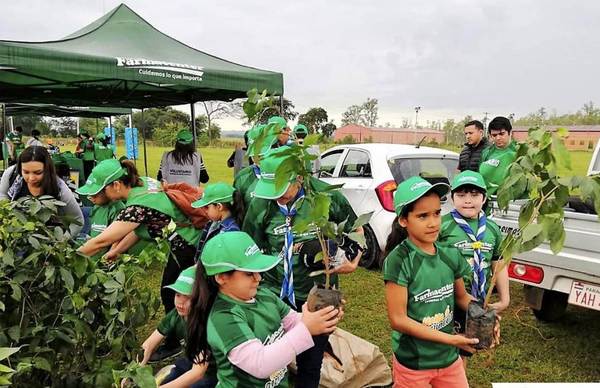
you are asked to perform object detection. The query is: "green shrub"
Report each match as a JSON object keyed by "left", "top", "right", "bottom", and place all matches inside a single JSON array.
[{"left": 0, "top": 197, "right": 163, "bottom": 386}]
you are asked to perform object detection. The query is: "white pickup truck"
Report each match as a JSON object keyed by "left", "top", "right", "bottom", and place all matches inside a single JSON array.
[{"left": 490, "top": 143, "right": 600, "bottom": 321}]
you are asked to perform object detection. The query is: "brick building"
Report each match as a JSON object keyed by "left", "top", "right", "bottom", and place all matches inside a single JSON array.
[
  {"left": 512, "top": 125, "right": 600, "bottom": 150},
  {"left": 333, "top": 124, "right": 445, "bottom": 144}
]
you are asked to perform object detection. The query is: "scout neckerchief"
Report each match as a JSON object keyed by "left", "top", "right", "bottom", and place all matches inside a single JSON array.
[
  {"left": 450, "top": 209, "right": 487, "bottom": 300},
  {"left": 277, "top": 187, "right": 305, "bottom": 307},
  {"left": 251, "top": 164, "right": 261, "bottom": 179}
]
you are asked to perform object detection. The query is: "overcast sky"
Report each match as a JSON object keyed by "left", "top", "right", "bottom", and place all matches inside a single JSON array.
[{"left": 2, "top": 0, "right": 600, "bottom": 130}]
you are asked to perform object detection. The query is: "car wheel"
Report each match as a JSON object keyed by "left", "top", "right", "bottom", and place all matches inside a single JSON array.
[
  {"left": 359, "top": 225, "right": 380, "bottom": 269},
  {"left": 532, "top": 290, "right": 568, "bottom": 322}
]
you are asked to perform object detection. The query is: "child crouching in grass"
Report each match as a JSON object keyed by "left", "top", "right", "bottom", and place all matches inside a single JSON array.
[{"left": 139, "top": 265, "right": 217, "bottom": 388}]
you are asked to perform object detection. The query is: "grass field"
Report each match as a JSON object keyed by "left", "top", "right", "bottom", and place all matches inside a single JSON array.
[{"left": 67, "top": 142, "right": 600, "bottom": 387}]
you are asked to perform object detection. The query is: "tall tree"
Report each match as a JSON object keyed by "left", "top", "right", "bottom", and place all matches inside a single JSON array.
[
  {"left": 321, "top": 122, "right": 337, "bottom": 138},
  {"left": 298, "top": 107, "right": 328, "bottom": 134},
  {"left": 199, "top": 101, "right": 242, "bottom": 138},
  {"left": 340, "top": 98, "right": 379, "bottom": 127}
]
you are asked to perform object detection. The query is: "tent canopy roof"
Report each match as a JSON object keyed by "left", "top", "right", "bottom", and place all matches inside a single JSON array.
[
  {"left": 5, "top": 103, "right": 131, "bottom": 118},
  {"left": 0, "top": 4, "right": 283, "bottom": 108}
]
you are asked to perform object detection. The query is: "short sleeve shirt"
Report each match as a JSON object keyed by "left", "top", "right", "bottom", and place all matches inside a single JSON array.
[
  {"left": 479, "top": 141, "right": 517, "bottom": 195},
  {"left": 438, "top": 213, "right": 503, "bottom": 292},
  {"left": 233, "top": 165, "right": 259, "bottom": 208},
  {"left": 242, "top": 177, "right": 357, "bottom": 303},
  {"left": 382, "top": 239, "right": 471, "bottom": 370},
  {"left": 157, "top": 309, "right": 187, "bottom": 343},
  {"left": 207, "top": 288, "right": 291, "bottom": 387}
]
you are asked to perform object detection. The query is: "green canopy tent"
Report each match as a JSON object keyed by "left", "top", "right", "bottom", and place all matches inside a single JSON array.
[{"left": 0, "top": 3, "right": 284, "bottom": 174}]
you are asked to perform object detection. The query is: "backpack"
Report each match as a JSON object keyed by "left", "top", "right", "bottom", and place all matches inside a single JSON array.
[{"left": 161, "top": 181, "right": 209, "bottom": 229}]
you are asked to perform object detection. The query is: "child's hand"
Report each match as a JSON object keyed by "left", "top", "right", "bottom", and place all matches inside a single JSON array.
[
  {"left": 452, "top": 334, "right": 479, "bottom": 354},
  {"left": 488, "top": 301, "right": 509, "bottom": 313},
  {"left": 301, "top": 303, "right": 339, "bottom": 335}
]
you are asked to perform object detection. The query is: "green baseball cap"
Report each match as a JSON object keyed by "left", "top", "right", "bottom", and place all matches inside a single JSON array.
[
  {"left": 95, "top": 132, "right": 106, "bottom": 140},
  {"left": 394, "top": 176, "right": 450, "bottom": 216},
  {"left": 451, "top": 170, "right": 487, "bottom": 192},
  {"left": 201, "top": 232, "right": 281, "bottom": 276},
  {"left": 268, "top": 116, "right": 288, "bottom": 129},
  {"left": 293, "top": 124, "right": 308, "bottom": 136},
  {"left": 192, "top": 182, "right": 235, "bottom": 208},
  {"left": 176, "top": 129, "right": 194, "bottom": 145},
  {"left": 164, "top": 265, "right": 196, "bottom": 295},
  {"left": 76, "top": 159, "right": 126, "bottom": 196},
  {"left": 252, "top": 147, "right": 298, "bottom": 199}
]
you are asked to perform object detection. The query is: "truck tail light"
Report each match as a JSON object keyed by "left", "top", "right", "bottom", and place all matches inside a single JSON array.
[
  {"left": 509, "top": 262, "right": 544, "bottom": 284},
  {"left": 375, "top": 180, "right": 397, "bottom": 212}
]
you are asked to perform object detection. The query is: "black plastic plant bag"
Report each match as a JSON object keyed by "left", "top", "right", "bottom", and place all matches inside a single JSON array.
[{"left": 465, "top": 301, "right": 496, "bottom": 349}]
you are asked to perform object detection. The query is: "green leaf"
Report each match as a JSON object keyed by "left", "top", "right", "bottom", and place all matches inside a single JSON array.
[
  {"left": 0, "top": 301, "right": 4, "bottom": 312},
  {"left": 313, "top": 252, "right": 324, "bottom": 263},
  {"left": 521, "top": 223, "right": 543, "bottom": 244},
  {"left": 10, "top": 283, "right": 21, "bottom": 301},
  {"left": 7, "top": 326, "right": 20, "bottom": 342},
  {"left": 556, "top": 127, "right": 569, "bottom": 138},
  {"left": 60, "top": 267, "right": 74, "bottom": 291},
  {"left": 346, "top": 232, "right": 367, "bottom": 248},
  {"left": 0, "top": 364, "right": 14, "bottom": 373},
  {"left": 33, "top": 357, "right": 52, "bottom": 372},
  {"left": 104, "top": 280, "right": 122, "bottom": 290},
  {"left": 351, "top": 211, "right": 374, "bottom": 230},
  {"left": 0, "top": 376, "right": 12, "bottom": 385},
  {"left": 28, "top": 236, "right": 40, "bottom": 250},
  {"left": 518, "top": 201, "right": 536, "bottom": 228},
  {"left": 2, "top": 248, "right": 14, "bottom": 267},
  {"left": 73, "top": 255, "right": 87, "bottom": 279},
  {"left": 549, "top": 223, "right": 566, "bottom": 254},
  {"left": 0, "top": 347, "right": 21, "bottom": 361},
  {"left": 552, "top": 134, "right": 571, "bottom": 170}
]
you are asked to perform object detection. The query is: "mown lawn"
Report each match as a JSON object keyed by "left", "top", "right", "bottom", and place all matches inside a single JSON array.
[{"left": 67, "top": 141, "right": 599, "bottom": 386}]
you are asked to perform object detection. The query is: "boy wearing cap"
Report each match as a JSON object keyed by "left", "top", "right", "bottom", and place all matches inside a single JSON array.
[
  {"left": 138, "top": 265, "right": 217, "bottom": 387},
  {"left": 438, "top": 171, "right": 509, "bottom": 364},
  {"left": 158, "top": 129, "right": 209, "bottom": 187},
  {"left": 242, "top": 146, "right": 361, "bottom": 387},
  {"left": 77, "top": 132, "right": 96, "bottom": 179}
]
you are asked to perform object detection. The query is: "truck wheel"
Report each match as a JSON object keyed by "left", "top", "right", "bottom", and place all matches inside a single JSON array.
[
  {"left": 532, "top": 290, "right": 569, "bottom": 322},
  {"left": 359, "top": 225, "right": 380, "bottom": 269}
]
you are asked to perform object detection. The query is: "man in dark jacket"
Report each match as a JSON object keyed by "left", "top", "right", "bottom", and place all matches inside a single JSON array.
[{"left": 458, "top": 120, "right": 488, "bottom": 171}]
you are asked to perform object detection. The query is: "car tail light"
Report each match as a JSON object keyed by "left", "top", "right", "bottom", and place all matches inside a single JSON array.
[
  {"left": 375, "top": 180, "right": 397, "bottom": 212},
  {"left": 508, "top": 262, "right": 544, "bottom": 284}
]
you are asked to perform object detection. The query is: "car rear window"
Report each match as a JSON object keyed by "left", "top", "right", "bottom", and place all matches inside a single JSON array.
[{"left": 388, "top": 157, "right": 457, "bottom": 184}]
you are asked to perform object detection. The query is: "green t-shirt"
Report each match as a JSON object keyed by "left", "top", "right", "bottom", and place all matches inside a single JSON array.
[
  {"left": 89, "top": 201, "right": 125, "bottom": 260},
  {"left": 81, "top": 139, "right": 95, "bottom": 161},
  {"left": 94, "top": 143, "right": 115, "bottom": 162},
  {"left": 6, "top": 131, "right": 24, "bottom": 157},
  {"left": 157, "top": 308, "right": 187, "bottom": 343},
  {"left": 438, "top": 213, "right": 503, "bottom": 293},
  {"left": 208, "top": 288, "right": 291, "bottom": 388},
  {"left": 242, "top": 177, "right": 357, "bottom": 302},
  {"left": 479, "top": 140, "right": 517, "bottom": 195},
  {"left": 382, "top": 239, "right": 471, "bottom": 370},
  {"left": 233, "top": 165, "right": 259, "bottom": 208}
]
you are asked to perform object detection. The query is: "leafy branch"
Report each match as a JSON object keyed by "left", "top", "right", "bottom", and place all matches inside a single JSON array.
[{"left": 484, "top": 127, "right": 600, "bottom": 306}]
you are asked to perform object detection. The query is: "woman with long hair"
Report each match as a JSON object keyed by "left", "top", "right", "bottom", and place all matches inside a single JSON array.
[
  {"left": 0, "top": 146, "right": 83, "bottom": 236},
  {"left": 158, "top": 129, "right": 209, "bottom": 186}
]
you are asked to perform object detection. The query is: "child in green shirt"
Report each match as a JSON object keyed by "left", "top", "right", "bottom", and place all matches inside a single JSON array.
[
  {"left": 382, "top": 176, "right": 478, "bottom": 388},
  {"left": 137, "top": 265, "right": 217, "bottom": 388},
  {"left": 438, "top": 171, "right": 510, "bottom": 364},
  {"left": 186, "top": 232, "right": 339, "bottom": 388}
]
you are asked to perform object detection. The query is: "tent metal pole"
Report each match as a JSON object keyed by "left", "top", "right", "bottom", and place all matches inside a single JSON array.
[
  {"left": 76, "top": 119, "right": 80, "bottom": 135},
  {"left": 141, "top": 108, "right": 148, "bottom": 177},
  {"left": 2, "top": 104, "right": 5, "bottom": 170},
  {"left": 190, "top": 102, "right": 197, "bottom": 146},
  {"left": 280, "top": 95, "right": 284, "bottom": 115}
]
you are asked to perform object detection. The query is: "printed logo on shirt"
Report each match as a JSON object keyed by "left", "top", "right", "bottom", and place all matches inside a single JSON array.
[
  {"left": 413, "top": 283, "right": 454, "bottom": 304},
  {"left": 422, "top": 306, "right": 454, "bottom": 331},
  {"left": 263, "top": 324, "right": 287, "bottom": 388},
  {"left": 483, "top": 159, "right": 500, "bottom": 167},
  {"left": 90, "top": 223, "right": 107, "bottom": 233},
  {"left": 272, "top": 222, "right": 318, "bottom": 238},
  {"left": 454, "top": 240, "right": 494, "bottom": 253}
]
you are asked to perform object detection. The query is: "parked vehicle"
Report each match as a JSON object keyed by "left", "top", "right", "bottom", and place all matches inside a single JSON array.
[
  {"left": 317, "top": 143, "right": 459, "bottom": 268},
  {"left": 491, "top": 141, "right": 600, "bottom": 321}
]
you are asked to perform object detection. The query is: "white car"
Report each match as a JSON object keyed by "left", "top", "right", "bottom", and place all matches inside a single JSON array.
[{"left": 317, "top": 143, "right": 459, "bottom": 268}]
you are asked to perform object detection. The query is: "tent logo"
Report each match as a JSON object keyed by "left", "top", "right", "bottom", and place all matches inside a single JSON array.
[{"left": 116, "top": 57, "right": 204, "bottom": 81}]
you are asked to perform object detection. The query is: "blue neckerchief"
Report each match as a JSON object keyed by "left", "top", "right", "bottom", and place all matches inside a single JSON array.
[
  {"left": 450, "top": 209, "right": 487, "bottom": 300},
  {"left": 251, "top": 164, "right": 261, "bottom": 179},
  {"left": 276, "top": 187, "right": 305, "bottom": 307},
  {"left": 220, "top": 216, "right": 240, "bottom": 233}
]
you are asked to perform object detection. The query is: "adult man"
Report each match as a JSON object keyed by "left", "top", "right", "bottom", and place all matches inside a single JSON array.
[
  {"left": 479, "top": 116, "right": 517, "bottom": 196},
  {"left": 458, "top": 120, "right": 488, "bottom": 172}
]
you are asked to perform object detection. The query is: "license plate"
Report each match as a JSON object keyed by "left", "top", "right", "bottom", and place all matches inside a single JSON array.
[{"left": 568, "top": 280, "right": 600, "bottom": 311}]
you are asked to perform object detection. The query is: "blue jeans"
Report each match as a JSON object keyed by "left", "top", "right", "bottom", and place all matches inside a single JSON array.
[
  {"left": 162, "top": 358, "right": 217, "bottom": 388},
  {"left": 80, "top": 206, "right": 92, "bottom": 236}
]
